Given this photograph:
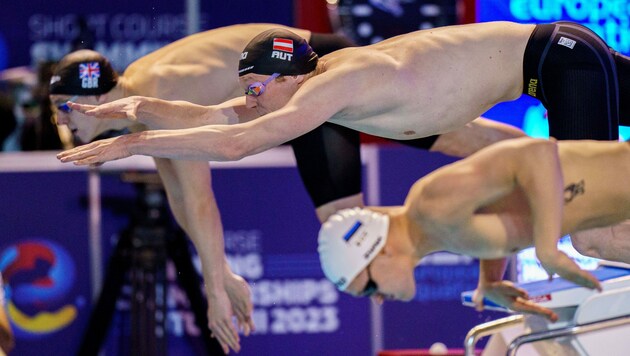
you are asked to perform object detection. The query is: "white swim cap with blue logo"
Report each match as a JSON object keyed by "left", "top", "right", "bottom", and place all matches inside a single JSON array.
[{"left": 318, "top": 208, "right": 389, "bottom": 291}]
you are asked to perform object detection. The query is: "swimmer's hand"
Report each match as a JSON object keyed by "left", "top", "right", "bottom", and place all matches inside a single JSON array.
[
  {"left": 473, "top": 280, "right": 558, "bottom": 322},
  {"left": 207, "top": 270, "right": 256, "bottom": 354},
  {"left": 68, "top": 96, "right": 145, "bottom": 121},
  {"left": 224, "top": 271, "right": 255, "bottom": 337},
  {"left": 537, "top": 250, "right": 602, "bottom": 292},
  {"left": 207, "top": 288, "right": 241, "bottom": 354},
  {"left": 57, "top": 135, "right": 132, "bottom": 165}
]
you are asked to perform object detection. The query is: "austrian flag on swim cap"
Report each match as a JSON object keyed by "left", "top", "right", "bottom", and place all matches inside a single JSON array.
[{"left": 238, "top": 28, "right": 318, "bottom": 77}]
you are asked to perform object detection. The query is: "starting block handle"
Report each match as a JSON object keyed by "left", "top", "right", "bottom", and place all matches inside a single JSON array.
[
  {"left": 507, "top": 314, "right": 630, "bottom": 356},
  {"left": 464, "top": 314, "right": 524, "bottom": 356}
]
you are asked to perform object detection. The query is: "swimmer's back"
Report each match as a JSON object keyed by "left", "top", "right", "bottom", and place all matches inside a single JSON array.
[
  {"left": 124, "top": 23, "right": 311, "bottom": 104},
  {"left": 316, "top": 22, "right": 536, "bottom": 139}
]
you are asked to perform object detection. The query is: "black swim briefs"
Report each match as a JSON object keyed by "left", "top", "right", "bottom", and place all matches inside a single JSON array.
[{"left": 522, "top": 22, "right": 619, "bottom": 140}]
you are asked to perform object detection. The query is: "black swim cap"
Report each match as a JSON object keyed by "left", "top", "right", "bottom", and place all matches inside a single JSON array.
[
  {"left": 49, "top": 49, "right": 118, "bottom": 95},
  {"left": 238, "top": 29, "right": 318, "bottom": 77}
]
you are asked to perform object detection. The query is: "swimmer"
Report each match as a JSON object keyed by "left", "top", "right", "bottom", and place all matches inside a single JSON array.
[
  {"left": 49, "top": 23, "right": 356, "bottom": 354},
  {"left": 57, "top": 21, "right": 630, "bottom": 167},
  {"left": 318, "top": 137, "right": 630, "bottom": 321},
  {"left": 53, "top": 22, "right": 524, "bottom": 353}
]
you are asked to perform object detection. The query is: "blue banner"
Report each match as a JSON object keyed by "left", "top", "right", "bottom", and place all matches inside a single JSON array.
[{"left": 0, "top": 0, "right": 294, "bottom": 71}]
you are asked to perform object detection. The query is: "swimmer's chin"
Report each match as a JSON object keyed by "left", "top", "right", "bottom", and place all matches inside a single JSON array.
[
  {"left": 399, "top": 293, "right": 415, "bottom": 302},
  {"left": 399, "top": 287, "right": 416, "bottom": 301},
  {"left": 382, "top": 292, "right": 414, "bottom": 302}
]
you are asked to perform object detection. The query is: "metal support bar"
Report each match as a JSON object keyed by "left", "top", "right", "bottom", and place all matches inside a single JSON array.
[
  {"left": 464, "top": 315, "right": 524, "bottom": 356},
  {"left": 507, "top": 315, "right": 630, "bottom": 356}
]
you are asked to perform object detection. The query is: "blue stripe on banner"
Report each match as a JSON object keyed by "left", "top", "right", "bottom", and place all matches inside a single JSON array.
[
  {"left": 343, "top": 221, "right": 361, "bottom": 242},
  {"left": 264, "top": 254, "right": 324, "bottom": 278}
]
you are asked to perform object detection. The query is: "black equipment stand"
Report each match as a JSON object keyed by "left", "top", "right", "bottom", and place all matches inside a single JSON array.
[{"left": 77, "top": 172, "right": 224, "bottom": 355}]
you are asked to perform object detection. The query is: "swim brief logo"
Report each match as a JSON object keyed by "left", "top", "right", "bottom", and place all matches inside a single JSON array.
[
  {"left": 240, "top": 52, "right": 248, "bottom": 60},
  {"left": 271, "top": 38, "right": 294, "bottom": 61},
  {"left": 558, "top": 36, "right": 576, "bottom": 49},
  {"left": 49, "top": 75, "right": 60, "bottom": 85},
  {"left": 527, "top": 78, "right": 538, "bottom": 97},
  {"left": 79, "top": 62, "right": 100, "bottom": 89},
  {"left": 0, "top": 239, "right": 81, "bottom": 338}
]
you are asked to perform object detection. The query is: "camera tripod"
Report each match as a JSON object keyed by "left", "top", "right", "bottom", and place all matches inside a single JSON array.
[{"left": 77, "top": 172, "right": 224, "bottom": 355}]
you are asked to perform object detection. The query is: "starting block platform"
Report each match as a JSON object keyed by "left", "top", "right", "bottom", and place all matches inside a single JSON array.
[{"left": 461, "top": 262, "right": 630, "bottom": 356}]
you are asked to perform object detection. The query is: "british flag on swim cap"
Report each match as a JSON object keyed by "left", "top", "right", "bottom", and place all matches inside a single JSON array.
[
  {"left": 238, "top": 29, "right": 318, "bottom": 77},
  {"left": 50, "top": 49, "right": 118, "bottom": 95}
]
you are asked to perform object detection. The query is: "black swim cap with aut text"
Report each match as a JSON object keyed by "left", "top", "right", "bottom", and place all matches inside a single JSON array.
[{"left": 238, "top": 29, "right": 318, "bottom": 77}]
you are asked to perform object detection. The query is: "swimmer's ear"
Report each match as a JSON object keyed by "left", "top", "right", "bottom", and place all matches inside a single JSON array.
[
  {"left": 295, "top": 74, "right": 306, "bottom": 84},
  {"left": 95, "top": 94, "right": 108, "bottom": 104},
  {"left": 378, "top": 239, "right": 407, "bottom": 260}
]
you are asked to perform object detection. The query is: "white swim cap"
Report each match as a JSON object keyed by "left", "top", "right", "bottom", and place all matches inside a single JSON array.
[{"left": 318, "top": 207, "right": 389, "bottom": 291}]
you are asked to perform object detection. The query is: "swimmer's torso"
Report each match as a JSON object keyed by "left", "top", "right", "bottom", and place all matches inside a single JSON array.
[
  {"left": 411, "top": 141, "right": 630, "bottom": 259},
  {"left": 322, "top": 22, "right": 534, "bottom": 139},
  {"left": 123, "top": 24, "right": 311, "bottom": 104}
]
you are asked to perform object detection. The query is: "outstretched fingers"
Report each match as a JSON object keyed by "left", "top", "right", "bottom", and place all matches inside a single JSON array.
[
  {"left": 56, "top": 137, "right": 131, "bottom": 166},
  {"left": 558, "top": 267, "right": 602, "bottom": 292},
  {"left": 511, "top": 298, "right": 558, "bottom": 322},
  {"left": 224, "top": 272, "right": 255, "bottom": 336},
  {"left": 231, "top": 291, "right": 254, "bottom": 336},
  {"left": 211, "top": 320, "right": 240, "bottom": 354},
  {"left": 236, "top": 312, "right": 255, "bottom": 337},
  {"left": 542, "top": 252, "right": 602, "bottom": 291},
  {"left": 475, "top": 281, "right": 558, "bottom": 321},
  {"left": 57, "top": 143, "right": 100, "bottom": 164},
  {"left": 68, "top": 102, "right": 99, "bottom": 115},
  {"left": 68, "top": 101, "right": 134, "bottom": 119},
  {"left": 472, "top": 288, "right": 486, "bottom": 312}
]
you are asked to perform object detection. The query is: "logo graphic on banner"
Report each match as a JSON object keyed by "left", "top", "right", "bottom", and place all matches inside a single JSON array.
[
  {"left": 79, "top": 61, "right": 100, "bottom": 89},
  {"left": 0, "top": 239, "right": 79, "bottom": 337}
]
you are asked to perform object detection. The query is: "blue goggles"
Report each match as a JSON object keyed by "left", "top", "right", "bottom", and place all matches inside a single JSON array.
[{"left": 56, "top": 95, "right": 79, "bottom": 113}]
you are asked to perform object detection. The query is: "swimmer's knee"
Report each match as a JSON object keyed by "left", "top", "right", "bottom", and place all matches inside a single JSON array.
[{"left": 571, "top": 232, "right": 604, "bottom": 259}]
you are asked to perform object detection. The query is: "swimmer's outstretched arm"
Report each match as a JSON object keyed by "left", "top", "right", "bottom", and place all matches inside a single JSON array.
[
  {"left": 507, "top": 139, "right": 600, "bottom": 291},
  {"left": 417, "top": 138, "right": 600, "bottom": 291},
  {"left": 58, "top": 73, "right": 343, "bottom": 165},
  {"left": 155, "top": 158, "right": 253, "bottom": 353},
  {"left": 68, "top": 96, "right": 259, "bottom": 130}
]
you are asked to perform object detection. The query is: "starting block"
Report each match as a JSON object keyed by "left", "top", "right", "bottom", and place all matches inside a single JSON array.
[{"left": 461, "top": 262, "right": 630, "bottom": 356}]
